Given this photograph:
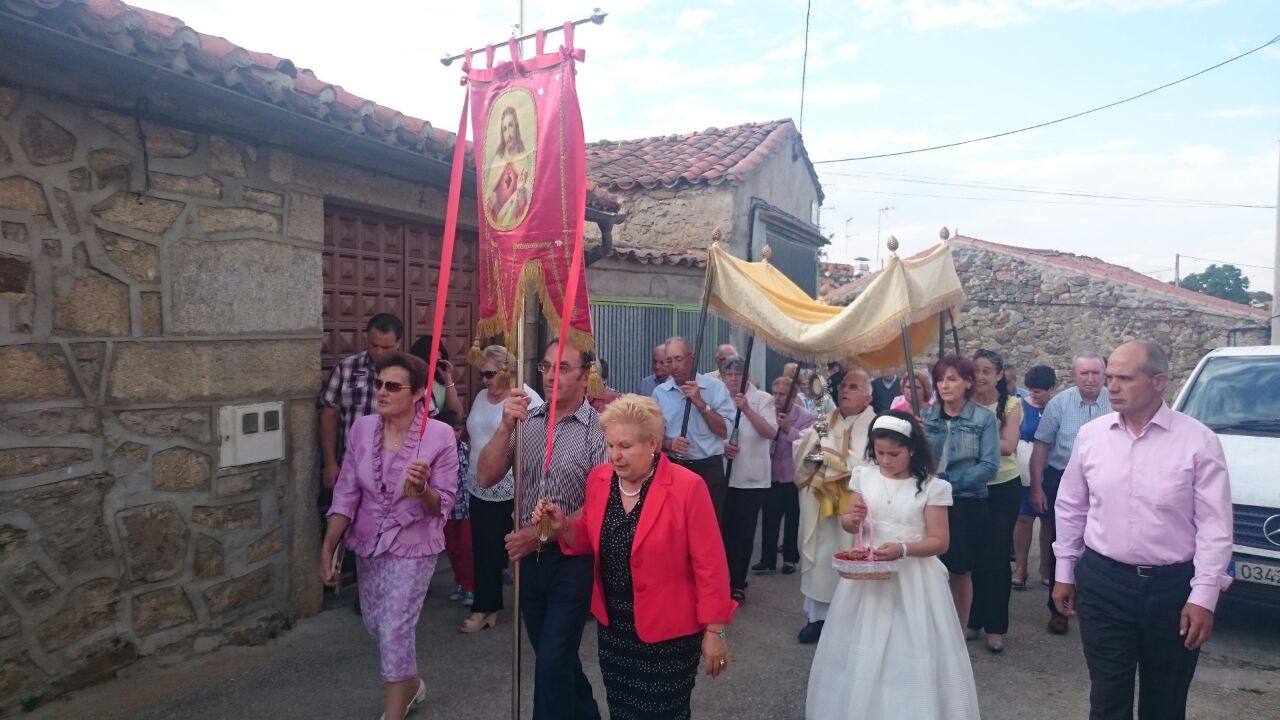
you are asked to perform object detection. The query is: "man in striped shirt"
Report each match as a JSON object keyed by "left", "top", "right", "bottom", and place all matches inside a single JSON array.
[
  {"left": 1029, "top": 350, "right": 1111, "bottom": 635},
  {"left": 476, "top": 337, "right": 605, "bottom": 720}
]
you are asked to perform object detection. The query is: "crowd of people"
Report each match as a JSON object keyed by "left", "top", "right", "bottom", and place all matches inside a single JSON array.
[{"left": 315, "top": 312, "right": 1233, "bottom": 720}]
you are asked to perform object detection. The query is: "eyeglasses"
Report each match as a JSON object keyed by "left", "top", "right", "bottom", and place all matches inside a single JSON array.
[
  {"left": 536, "top": 361, "right": 584, "bottom": 374},
  {"left": 373, "top": 379, "right": 410, "bottom": 393},
  {"left": 479, "top": 370, "right": 498, "bottom": 380},
  {"left": 662, "top": 355, "right": 688, "bottom": 365}
]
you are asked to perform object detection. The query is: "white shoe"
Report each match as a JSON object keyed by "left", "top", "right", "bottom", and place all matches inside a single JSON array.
[{"left": 379, "top": 678, "right": 426, "bottom": 720}]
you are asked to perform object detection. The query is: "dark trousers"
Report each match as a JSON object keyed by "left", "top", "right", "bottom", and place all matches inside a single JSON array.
[
  {"left": 1042, "top": 466, "right": 1066, "bottom": 618},
  {"left": 759, "top": 481, "right": 800, "bottom": 568},
  {"left": 520, "top": 547, "right": 600, "bottom": 720},
  {"left": 968, "top": 478, "right": 1022, "bottom": 634},
  {"left": 671, "top": 454, "right": 727, "bottom": 535},
  {"left": 469, "top": 495, "right": 513, "bottom": 614},
  {"left": 1076, "top": 549, "right": 1199, "bottom": 720},
  {"left": 725, "top": 487, "right": 769, "bottom": 590}
]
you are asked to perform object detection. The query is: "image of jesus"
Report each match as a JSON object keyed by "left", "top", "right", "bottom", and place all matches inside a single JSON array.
[{"left": 485, "top": 103, "right": 535, "bottom": 230}]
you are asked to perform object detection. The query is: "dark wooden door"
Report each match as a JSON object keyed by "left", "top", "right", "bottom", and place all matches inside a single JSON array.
[{"left": 323, "top": 206, "right": 479, "bottom": 409}]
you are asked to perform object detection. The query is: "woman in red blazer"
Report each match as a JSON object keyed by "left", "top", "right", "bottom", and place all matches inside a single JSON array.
[{"left": 534, "top": 394, "right": 735, "bottom": 720}]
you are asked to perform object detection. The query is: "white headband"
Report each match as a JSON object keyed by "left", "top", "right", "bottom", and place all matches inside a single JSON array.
[{"left": 872, "top": 415, "right": 914, "bottom": 438}]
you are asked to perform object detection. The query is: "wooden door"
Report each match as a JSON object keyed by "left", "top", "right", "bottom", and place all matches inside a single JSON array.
[{"left": 322, "top": 206, "right": 479, "bottom": 409}]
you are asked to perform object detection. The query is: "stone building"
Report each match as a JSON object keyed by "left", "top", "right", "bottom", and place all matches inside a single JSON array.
[
  {"left": 827, "top": 235, "right": 1270, "bottom": 391},
  {"left": 584, "top": 120, "right": 826, "bottom": 390},
  {"left": 0, "top": 1, "right": 629, "bottom": 710}
]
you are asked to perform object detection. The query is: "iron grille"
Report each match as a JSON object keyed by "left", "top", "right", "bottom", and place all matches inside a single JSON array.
[{"left": 1233, "top": 504, "right": 1280, "bottom": 551}]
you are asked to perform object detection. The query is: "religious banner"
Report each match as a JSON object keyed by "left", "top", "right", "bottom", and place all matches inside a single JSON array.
[{"left": 463, "top": 24, "right": 594, "bottom": 352}]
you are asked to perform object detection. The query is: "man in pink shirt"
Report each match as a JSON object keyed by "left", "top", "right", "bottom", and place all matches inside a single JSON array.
[{"left": 1051, "top": 340, "right": 1232, "bottom": 720}]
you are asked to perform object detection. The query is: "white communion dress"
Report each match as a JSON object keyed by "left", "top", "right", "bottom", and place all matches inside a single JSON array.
[{"left": 805, "top": 466, "right": 981, "bottom": 720}]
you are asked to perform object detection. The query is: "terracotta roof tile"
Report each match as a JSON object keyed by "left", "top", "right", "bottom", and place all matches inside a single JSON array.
[
  {"left": 586, "top": 119, "right": 824, "bottom": 201},
  {"left": 604, "top": 243, "right": 706, "bottom": 268},
  {"left": 5, "top": 0, "right": 623, "bottom": 213}
]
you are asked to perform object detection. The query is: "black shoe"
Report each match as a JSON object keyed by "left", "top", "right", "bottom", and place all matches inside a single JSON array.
[
  {"left": 781, "top": 563, "right": 797, "bottom": 575},
  {"left": 730, "top": 588, "right": 746, "bottom": 604},
  {"left": 797, "top": 620, "right": 824, "bottom": 644},
  {"left": 751, "top": 562, "right": 775, "bottom": 575}
]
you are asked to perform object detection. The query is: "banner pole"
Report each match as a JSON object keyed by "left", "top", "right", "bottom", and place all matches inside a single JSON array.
[
  {"left": 723, "top": 335, "right": 755, "bottom": 478},
  {"left": 511, "top": 310, "right": 525, "bottom": 720},
  {"left": 679, "top": 231, "right": 721, "bottom": 440}
]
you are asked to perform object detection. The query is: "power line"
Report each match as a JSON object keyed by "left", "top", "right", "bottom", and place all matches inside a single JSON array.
[
  {"left": 1178, "top": 254, "right": 1274, "bottom": 271},
  {"left": 820, "top": 170, "right": 1276, "bottom": 210},
  {"left": 819, "top": 183, "right": 1265, "bottom": 209},
  {"left": 798, "top": 0, "right": 811, "bottom": 133},
  {"left": 814, "top": 32, "right": 1280, "bottom": 164}
]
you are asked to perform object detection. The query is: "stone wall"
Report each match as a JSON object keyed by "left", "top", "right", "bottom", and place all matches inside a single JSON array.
[
  {"left": 948, "top": 243, "right": 1267, "bottom": 396},
  {"left": 0, "top": 82, "right": 323, "bottom": 712},
  {"left": 595, "top": 183, "right": 734, "bottom": 253}
]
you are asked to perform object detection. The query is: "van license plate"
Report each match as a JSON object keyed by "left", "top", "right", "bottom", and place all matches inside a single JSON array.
[{"left": 1236, "top": 561, "right": 1280, "bottom": 587}]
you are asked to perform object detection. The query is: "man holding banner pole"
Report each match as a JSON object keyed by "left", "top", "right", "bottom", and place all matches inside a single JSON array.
[{"left": 475, "top": 337, "right": 604, "bottom": 720}]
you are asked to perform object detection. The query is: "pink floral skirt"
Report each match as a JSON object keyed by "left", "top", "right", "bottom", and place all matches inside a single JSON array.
[{"left": 356, "top": 553, "right": 439, "bottom": 683}]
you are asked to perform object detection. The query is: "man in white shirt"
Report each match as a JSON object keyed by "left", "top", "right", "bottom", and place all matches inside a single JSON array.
[{"left": 721, "top": 357, "right": 779, "bottom": 604}]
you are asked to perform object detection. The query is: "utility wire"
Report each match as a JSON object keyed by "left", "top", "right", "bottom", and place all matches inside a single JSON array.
[
  {"left": 814, "top": 33, "right": 1280, "bottom": 164},
  {"left": 798, "top": 0, "right": 811, "bottom": 133},
  {"left": 819, "top": 184, "right": 1264, "bottom": 209},
  {"left": 1178, "top": 254, "right": 1274, "bottom": 271},
  {"left": 821, "top": 170, "right": 1276, "bottom": 209}
]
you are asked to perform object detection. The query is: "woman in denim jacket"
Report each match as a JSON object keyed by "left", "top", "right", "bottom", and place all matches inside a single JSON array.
[{"left": 920, "top": 355, "right": 1000, "bottom": 629}]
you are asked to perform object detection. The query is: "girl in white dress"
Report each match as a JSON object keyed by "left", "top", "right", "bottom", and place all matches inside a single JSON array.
[{"left": 806, "top": 411, "right": 981, "bottom": 720}]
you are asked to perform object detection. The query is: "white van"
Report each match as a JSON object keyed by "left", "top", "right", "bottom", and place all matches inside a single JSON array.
[{"left": 1173, "top": 345, "right": 1280, "bottom": 606}]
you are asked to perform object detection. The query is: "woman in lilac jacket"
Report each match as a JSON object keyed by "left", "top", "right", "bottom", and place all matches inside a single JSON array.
[{"left": 320, "top": 351, "right": 458, "bottom": 720}]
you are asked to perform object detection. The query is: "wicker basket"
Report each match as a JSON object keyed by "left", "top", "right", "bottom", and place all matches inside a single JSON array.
[{"left": 833, "top": 552, "right": 899, "bottom": 581}]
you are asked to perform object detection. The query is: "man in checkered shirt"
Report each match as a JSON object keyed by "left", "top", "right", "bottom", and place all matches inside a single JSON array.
[{"left": 317, "top": 313, "right": 404, "bottom": 490}]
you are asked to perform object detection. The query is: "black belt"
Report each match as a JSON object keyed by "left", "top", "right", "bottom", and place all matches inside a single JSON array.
[
  {"left": 669, "top": 454, "right": 724, "bottom": 468},
  {"left": 1085, "top": 548, "right": 1192, "bottom": 578}
]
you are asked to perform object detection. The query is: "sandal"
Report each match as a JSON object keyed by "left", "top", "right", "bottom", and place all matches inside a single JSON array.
[
  {"left": 1011, "top": 576, "right": 1027, "bottom": 591},
  {"left": 460, "top": 612, "right": 497, "bottom": 633}
]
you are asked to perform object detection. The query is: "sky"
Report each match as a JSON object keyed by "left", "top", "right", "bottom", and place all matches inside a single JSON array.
[{"left": 143, "top": 0, "right": 1279, "bottom": 294}]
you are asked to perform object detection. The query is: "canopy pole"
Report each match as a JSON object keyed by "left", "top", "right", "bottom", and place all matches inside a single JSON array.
[
  {"left": 723, "top": 335, "right": 755, "bottom": 479},
  {"left": 937, "top": 310, "right": 946, "bottom": 360},
  {"left": 901, "top": 326, "right": 920, "bottom": 415},
  {"left": 510, "top": 310, "right": 526, "bottom": 720},
  {"left": 678, "top": 231, "right": 721, "bottom": 443},
  {"left": 947, "top": 308, "right": 961, "bottom": 355}
]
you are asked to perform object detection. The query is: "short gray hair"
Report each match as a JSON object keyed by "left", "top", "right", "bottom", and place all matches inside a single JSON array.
[
  {"left": 664, "top": 336, "right": 691, "bottom": 355},
  {"left": 1072, "top": 350, "right": 1106, "bottom": 369},
  {"left": 722, "top": 356, "right": 746, "bottom": 373}
]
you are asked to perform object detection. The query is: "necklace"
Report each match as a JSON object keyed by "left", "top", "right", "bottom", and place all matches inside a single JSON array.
[
  {"left": 616, "top": 458, "right": 659, "bottom": 498},
  {"left": 618, "top": 482, "right": 642, "bottom": 497},
  {"left": 882, "top": 471, "right": 911, "bottom": 505}
]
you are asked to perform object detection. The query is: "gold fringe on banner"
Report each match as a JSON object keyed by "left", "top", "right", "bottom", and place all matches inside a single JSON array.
[{"left": 475, "top": 261, "right": 597, "bottom": 358}]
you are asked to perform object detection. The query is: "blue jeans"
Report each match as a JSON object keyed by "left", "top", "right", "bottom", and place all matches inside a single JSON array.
[{"left": 520, "top": 546, "right": 600, "bottom": 720}]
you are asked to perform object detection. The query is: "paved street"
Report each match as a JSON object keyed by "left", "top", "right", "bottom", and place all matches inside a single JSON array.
[{"left": 29, "top": 541, "right": 1280, "bottom": 720}]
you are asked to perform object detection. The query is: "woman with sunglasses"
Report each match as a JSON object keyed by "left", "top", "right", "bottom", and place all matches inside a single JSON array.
[
  {"left": 461, "top": 344, "right": 543, "bottom": 633},
  {"left": 320, "top": 351, "right": 458, "bottom": 720}
]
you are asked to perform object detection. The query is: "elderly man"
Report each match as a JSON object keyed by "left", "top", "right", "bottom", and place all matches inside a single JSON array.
[
  {"left": 635, "top": 343, "right": 669, "bottom": 397},
  {"left": 1051, "top": 341, "right": 1231, "bottom": 720},
  {"left": 476, "top": 338, "right": 606, "bottom": 720},
  {"left": 707, "top": 343, "right": 738, "bottom": 381},
  {"left": 721, "top": 357, "right": 778, "bottom": 604},
  {"left": 652, "top": 336, "right": 735, "bottom": 525},
  {"left": 792, "top": 369, "right": 876, "bottom": 644},
  {"left": 1030, "top": 350, "right": 1111, "bottom": 634}
]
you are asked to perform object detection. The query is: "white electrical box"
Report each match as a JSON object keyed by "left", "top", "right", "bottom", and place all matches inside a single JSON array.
[{"left": 218, "top": 402, "right": 285, "bottom": 467}]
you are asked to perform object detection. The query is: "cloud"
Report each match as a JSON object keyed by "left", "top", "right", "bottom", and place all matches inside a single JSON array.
[
  {"left": 743, "top": 82, "right": 884, "bottom": 106},
  {"left": 1174, "top": 144, "right": 1225, "bottom": 165},
  {"left": 675, "top": 9, "right": 717, "bottom": 34},
  {"left": 857, "top": 0, "right": 1222, "bottom": 31},
  {"left": 1210, "top": 106, "right": 1280, "bottom": 119}
]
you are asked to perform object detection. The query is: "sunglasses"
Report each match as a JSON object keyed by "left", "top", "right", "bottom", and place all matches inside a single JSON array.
[
  {"left": 479, "top": 370, "right": 498, "bottom": 380},
  {"left": 373, "top": 379, "right": 410, "bottom": 393}
]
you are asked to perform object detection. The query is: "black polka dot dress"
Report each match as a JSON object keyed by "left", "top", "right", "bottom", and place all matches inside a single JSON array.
[{"left": 597, "top": 473, "right": 703, "bottom": 720}]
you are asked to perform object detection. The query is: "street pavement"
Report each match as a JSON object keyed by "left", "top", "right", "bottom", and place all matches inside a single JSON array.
[{"left": 27, "top": 538, "right": 1280, "bottom": 720}]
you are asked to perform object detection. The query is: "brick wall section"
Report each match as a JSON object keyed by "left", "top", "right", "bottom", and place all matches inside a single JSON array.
[
  {"left": 948, "top": 243, "right": 1267, "bottom": 396},
  {"left": 0, "top": 82, "right": 324, "bottom": 711}
]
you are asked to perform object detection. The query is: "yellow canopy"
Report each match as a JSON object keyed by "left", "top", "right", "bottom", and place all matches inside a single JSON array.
[{"left": 705, "top": 241, "right": 964, "bottom": 368}]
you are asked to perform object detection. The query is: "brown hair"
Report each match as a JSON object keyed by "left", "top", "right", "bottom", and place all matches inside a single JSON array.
[{"left": 375, "top": 351, "right": 429, "bottom": 393}]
